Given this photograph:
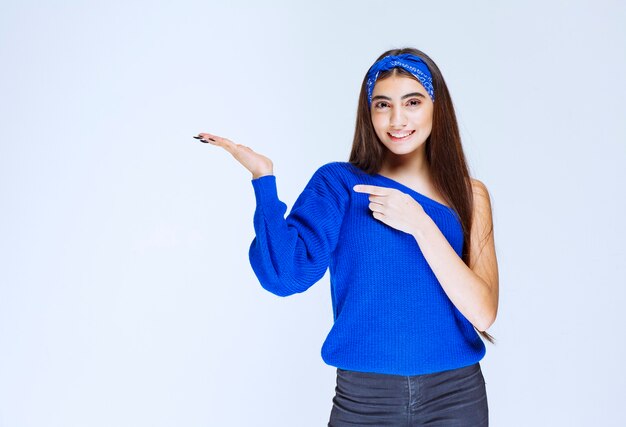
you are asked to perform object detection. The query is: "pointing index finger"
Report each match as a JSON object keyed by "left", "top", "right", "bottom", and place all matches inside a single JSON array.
[{"left": 353, "top": 184, "right": 390, "bottom": 195}]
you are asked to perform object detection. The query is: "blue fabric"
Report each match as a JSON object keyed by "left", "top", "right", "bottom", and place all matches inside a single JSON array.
[
  {"left": 249, "top": 162, "right": 485, "bottom": 376},
  {"left": 366, "top": 54, "right": 435, "bottom": 105}
]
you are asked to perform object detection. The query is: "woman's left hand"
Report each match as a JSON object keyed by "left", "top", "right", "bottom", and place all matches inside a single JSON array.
[{"left": 353, "top": 185, "right": 428, "bottom": 235}]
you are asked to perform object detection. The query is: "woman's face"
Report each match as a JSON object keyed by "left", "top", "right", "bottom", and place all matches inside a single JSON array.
[{"left": 370, "top": 75, "right": 434, "bottom": 159}]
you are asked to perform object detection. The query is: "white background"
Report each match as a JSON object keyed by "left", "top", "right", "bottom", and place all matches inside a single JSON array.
[{"left": 1, "top": 1, "right": 625, "bottom": 426}]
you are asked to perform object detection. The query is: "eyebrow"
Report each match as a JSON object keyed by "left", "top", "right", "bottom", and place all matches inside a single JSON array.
[{"left": 371, "top": 92, "right": 426, "bottom": 101}]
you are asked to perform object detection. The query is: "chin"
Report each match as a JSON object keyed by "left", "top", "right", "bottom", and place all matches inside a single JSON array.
[{"left": 383, "top": 142, "right": 426, "bottom": 156}]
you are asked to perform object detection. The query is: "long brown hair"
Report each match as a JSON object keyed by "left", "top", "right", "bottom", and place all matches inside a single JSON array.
[{"left": 348, "top": 47, "right": 495, "bottom": 344}]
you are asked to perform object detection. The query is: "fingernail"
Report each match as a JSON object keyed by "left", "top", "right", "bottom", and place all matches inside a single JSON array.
[{"left": 193, "top": 136, "right": 202, "bottom": 139}]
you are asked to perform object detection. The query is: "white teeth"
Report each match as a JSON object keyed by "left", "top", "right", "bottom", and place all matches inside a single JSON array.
[{"left": 389, "top": 130, "right": 414, "bottom": 138}]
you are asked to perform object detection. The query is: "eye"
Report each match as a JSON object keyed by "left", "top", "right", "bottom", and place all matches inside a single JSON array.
[
  {"left": 374, "top": 101, "right": 390, "bottom": 109},
  {"left": 407, "top": 99, "right": 421, "bottom": 107}
]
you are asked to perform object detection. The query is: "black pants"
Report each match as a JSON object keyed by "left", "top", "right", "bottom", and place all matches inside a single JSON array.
[{"left": 328, "top": 362, "right": 488, "bottom": 426}]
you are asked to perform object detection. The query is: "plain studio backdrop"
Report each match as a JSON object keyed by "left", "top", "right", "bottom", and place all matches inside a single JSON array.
[{"left": 1, "top": 1, "right": 624, "bottom": 426}]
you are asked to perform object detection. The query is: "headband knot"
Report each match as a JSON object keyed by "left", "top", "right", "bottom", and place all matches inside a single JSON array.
[{"left": 366, "top": 53, "right": 435, "bottom": 106}]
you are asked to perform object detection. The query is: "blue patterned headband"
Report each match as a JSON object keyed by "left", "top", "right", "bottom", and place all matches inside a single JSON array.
[{"left": 366, "top": 53, "right": 435, "bottom": 106}]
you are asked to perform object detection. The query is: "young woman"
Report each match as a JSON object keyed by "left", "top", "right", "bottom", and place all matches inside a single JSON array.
[{"left": 195, "top": 47, "right": 498, "bottom": 426}]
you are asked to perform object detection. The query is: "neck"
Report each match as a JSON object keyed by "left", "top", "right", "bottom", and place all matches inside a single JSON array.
[{"left": 380, "top": 147, "right": 430, "bottom": 182}]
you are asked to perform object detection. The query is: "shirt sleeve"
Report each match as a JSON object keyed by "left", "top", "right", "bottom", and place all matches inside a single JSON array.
[{"left": 248, "top": 164, "right": 347, "bottom": 297}]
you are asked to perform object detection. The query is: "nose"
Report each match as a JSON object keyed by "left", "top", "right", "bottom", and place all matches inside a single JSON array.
[{"left": 390, "top": 106, "right": 407, "bottom": 128}]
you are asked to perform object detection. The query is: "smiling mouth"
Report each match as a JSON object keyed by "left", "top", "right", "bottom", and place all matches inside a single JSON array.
[{"left": 387, "top": 130, "right": 415, "bottom": 140}]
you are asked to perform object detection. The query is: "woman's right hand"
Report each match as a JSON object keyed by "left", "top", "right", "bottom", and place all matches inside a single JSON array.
[{"left": 195, "top": 132, "right": 274, "bottom": 179}]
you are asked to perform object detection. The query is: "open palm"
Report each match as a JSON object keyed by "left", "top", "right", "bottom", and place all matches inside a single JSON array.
[{"left": 196, "top": 132, "right": 273, "bottom": 179}]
